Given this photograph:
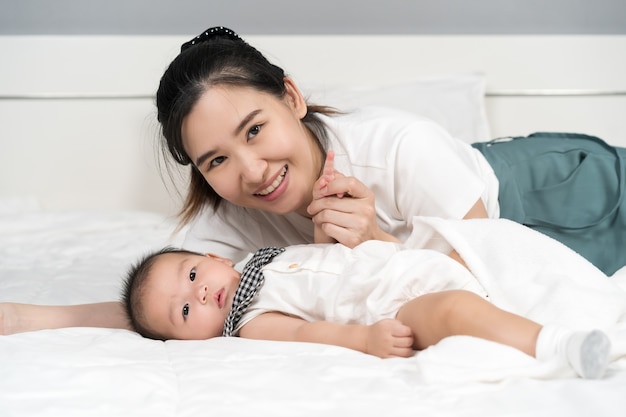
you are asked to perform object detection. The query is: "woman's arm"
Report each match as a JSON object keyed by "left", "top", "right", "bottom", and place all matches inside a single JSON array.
[
  {"left": 445, "top": 198, "right": 487, "bottom": 268},
  {"left": 239, "top": 312, "right": 414, "bottom": 358},
  {"left": 308, "top": 151, "right": 399, "bottom": 247},
  {"left": 308, "top": 121, "right": 491, "bottom": 247},
  {"left": 0, "top": 301, "right": 131, "bottom": 335},
  {"left": 463, "top": 198, "right": 488, "bottom": 219}
]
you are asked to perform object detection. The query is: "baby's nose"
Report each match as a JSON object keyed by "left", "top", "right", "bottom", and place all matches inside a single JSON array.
[{"left": 197, "top": 285, "right": 208, "bottom": 303}]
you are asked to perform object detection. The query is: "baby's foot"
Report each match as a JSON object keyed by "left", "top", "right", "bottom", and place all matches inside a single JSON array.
[{"left": 566, "top": 330, "right": 611, "bottom": 379}]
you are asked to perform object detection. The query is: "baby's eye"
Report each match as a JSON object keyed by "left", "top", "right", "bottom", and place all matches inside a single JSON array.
[
  {"left": 247, "top": 124, "right": 261, "bottom": 140},
  {"left": 182, "top": 303, "right": 190, "bottom": 319},
  {"left": 189, "top": 268, "right": 196, "bottom": 282}
]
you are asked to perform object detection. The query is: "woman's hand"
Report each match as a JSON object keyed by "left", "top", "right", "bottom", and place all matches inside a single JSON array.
[
  {"left": 308, "top": 151, "right": 399, "bottom": 247},
  {"left": 311, "top": 151, "right": 340, "bottom": 244},
  {"left": 366, "top": 319, "right": 414, "bottom": 358}
]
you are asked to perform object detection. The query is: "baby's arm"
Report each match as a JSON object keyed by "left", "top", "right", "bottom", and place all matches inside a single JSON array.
[{"left": 239, "top": 312, "right": 414, "bottom": 358}]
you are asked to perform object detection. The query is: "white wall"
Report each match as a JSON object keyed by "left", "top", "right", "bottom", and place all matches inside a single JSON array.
[
  {"left": 1, "top": 35, "right": 625, "bottom": 215},
  {"left": 0, "top": 36, "right": 186, "bottom": 215},
  {"left": 2, "top": 0, "right": 625, "bottom": 35}
]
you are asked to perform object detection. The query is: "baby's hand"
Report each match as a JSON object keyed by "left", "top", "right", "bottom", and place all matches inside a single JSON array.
[{"left": 366, "top": 319, "right": 414, "bottom": 358}]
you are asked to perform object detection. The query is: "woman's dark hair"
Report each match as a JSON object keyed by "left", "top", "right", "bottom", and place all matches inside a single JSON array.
[{"left": 156, "top": 28, "right": 336, "bottom": 226}]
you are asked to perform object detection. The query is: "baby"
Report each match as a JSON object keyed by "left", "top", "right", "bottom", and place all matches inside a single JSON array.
[{"left": 122, "top": 239, "right": 611, "bottom": 379}]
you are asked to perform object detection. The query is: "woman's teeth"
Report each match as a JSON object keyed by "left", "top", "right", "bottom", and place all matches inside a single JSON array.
[{"left": 256, "top": 166, "right": 287, "bottom": 196}]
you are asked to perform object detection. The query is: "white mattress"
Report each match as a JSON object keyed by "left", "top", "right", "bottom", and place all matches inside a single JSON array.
[{"left": 1, "top": 206, "right": 626, "bottom": 417}]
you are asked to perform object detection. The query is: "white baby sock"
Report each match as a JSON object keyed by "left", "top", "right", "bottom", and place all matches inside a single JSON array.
[{"left": 535, "top": 325, "right": 611, "bottom": 379}]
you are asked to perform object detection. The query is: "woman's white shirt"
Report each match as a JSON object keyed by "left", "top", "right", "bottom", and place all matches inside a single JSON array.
[{"left": 183, "top": 106, "right": 499, "bottom": 262}]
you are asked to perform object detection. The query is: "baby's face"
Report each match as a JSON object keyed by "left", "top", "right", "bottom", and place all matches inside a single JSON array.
[{"left": 142, "top": 252, "right": 240, "bottom": 340}]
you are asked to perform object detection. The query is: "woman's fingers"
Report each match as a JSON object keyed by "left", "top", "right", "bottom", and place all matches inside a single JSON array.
[
  {"left": 310, "top": 173, "right": 370, "bottom": 206},
  {"left": 323, "top": 150, "right": 336, "bottom": 178},
  {"left": 309, "top": 181, "right": 374, "bottom": 218},
  {"left": 327, "top": 174, "right": 369, "bottom": 199},
  {"left": 308, "top": 163, "right": 381, "bottom": 247},
  {"left": 310, "top": 197, "right": 379, "bottom": 247}
]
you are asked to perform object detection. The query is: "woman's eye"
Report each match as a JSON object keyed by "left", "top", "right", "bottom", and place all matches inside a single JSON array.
[
  {"left": 247, "top": 124, "right": 261, "bottom": 140},
  {"left": 209, "top": 156, "right": 226, "bottom": 168},
  {"left": 182, "top": 303, "right": 190, "bottom": 319},
  {"left": 189, "top": 268, "right": 196, "bottom": 282}
]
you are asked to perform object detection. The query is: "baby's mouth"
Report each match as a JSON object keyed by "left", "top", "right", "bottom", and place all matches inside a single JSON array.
[
  {"left": 214, "top": 288, "right": 226, "bottom": 309},
  {"left": 255, "top": 165, "right": 287, "bottom": 196}
]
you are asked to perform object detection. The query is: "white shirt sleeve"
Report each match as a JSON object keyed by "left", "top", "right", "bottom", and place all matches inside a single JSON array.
[
  {"left": 391, "top": 119, "right": 486, "bottom": 221},
  {"left": 182, "top": 205, "right": 257, "bottom": 262},
  {"left": 183, "top": 202, "right": 315, "bottom": 263},
  {"left": 327, "top": 107, "right": 492, "bottom": 242}
]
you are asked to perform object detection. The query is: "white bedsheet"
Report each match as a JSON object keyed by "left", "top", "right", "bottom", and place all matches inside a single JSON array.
[{"left": 1, "top": 208, "right": 626, "bottom": 417}]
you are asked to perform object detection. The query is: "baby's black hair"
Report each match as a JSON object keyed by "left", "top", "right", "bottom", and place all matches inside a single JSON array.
[{"left": 121, "top": 246, "right": 198, "bottom": 340}]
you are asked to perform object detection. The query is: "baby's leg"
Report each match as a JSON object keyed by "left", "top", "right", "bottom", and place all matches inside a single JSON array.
[
  {"left": 0, "top": 301, "right": 130, "bottom": 335},
  {"left": 396, "top": 290, "right": 610, "bottom": 378},
  {"left": 396, "top": 290, "right": 541, "bottom": 356}
]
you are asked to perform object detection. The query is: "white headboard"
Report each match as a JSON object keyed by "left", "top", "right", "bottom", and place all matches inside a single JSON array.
[{"left": 1, "top": 35, "right": 625, "bottom": 215}]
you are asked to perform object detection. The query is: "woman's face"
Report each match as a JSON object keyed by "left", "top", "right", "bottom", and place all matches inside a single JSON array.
[{"left": 181, "top": 79, "right": 323, "bottom": 216}]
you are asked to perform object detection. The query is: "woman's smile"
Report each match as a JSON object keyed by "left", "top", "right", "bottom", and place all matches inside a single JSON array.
[{"left": 255, "top": 165, "right": 289, "bottom": 199}]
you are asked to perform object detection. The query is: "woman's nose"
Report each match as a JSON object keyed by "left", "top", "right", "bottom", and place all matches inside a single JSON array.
[{"left": 239, "top": 156, "right": 267, "bottom": 184}]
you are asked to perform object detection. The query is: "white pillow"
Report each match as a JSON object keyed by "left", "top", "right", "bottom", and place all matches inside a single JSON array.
[{"left": 302, "top": 73, "right": 490, "bottom": 143}]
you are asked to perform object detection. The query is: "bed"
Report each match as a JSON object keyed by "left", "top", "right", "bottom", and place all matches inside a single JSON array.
[
  {"left": 1, "top": 34, "right": 626, "bottom": 416},
  {"left": 2, "top": 203, "right": 626, "bottom": 417}
]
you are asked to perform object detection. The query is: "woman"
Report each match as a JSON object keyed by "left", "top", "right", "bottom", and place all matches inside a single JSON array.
[
  {"left": 160, "top": 27, "right": 625, "bottom": 274},
  {"left": 2, "top": 26, "right": 624, "bottom": 335},
  {"left": 160, "top": 27, "right": 495, "bottom": 262}
]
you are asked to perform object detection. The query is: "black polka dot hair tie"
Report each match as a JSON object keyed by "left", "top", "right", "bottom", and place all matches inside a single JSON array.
[{"left": 180, "top": 26, "right": 244, "bottom": 52}]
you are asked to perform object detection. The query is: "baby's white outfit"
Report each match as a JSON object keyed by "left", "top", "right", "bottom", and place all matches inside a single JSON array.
[{"left": 234, "top": 240, "right": 486, "bottom": 334}]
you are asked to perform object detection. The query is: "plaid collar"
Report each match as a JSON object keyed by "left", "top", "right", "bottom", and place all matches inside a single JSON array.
[{"left": 222, "top": 247, "right": 285, "bottom": 336}]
